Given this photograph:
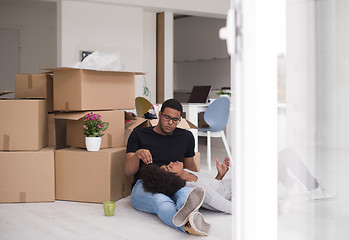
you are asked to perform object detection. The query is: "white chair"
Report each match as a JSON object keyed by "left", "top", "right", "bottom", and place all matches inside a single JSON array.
[{"left": 198, "top": 97, "right": 232, "bottom": 171}]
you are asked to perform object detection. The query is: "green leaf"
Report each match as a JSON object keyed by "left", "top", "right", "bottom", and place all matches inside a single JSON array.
[{"left": 101, "top": 122, "right": 109, "bottom": 131}]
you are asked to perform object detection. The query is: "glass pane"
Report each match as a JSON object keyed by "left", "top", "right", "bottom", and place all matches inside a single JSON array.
[{"left": 278, "top": 0, "right": 348, "bottom": 239}]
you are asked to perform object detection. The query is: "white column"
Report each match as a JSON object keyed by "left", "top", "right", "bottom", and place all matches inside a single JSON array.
[
  {"left": 164, "top": 12, "right": 174, "bottom": 100},
  {"left": 233, "top": 0, "right": 278, "bottom": 239}
]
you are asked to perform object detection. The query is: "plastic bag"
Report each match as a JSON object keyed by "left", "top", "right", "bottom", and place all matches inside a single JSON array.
[{"left": 70, "top": 51, "right": 125, "bottom": 71}]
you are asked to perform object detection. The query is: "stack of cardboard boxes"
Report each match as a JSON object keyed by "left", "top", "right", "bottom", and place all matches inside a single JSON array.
[
  {"left": 0, "top": 67, "right": 200, "bottom": 204},
  {"left": 0, "top": 73, "right": 54, "bottom": 203},
  {"left": 50, "top": 68, "right": 144, "bottom": 203}
]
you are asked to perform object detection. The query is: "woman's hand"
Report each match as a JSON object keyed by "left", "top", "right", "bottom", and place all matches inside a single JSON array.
[{"left": 216, "top": 156, "right": 230, "bottom": 180}]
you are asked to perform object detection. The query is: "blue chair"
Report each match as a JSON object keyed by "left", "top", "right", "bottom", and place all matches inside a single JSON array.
[{"left": 198, "top": 97, "right": 232, "bottom": 171}]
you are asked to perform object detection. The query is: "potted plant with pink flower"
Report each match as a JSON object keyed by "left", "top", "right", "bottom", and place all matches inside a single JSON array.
[{"left": 83, "top": 112, "right": 109, "bottom": 151}]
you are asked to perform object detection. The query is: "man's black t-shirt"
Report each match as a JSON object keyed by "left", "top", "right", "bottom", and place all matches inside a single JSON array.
[{"left": 126, "top": 126, "right": 195, "bottom": 186}]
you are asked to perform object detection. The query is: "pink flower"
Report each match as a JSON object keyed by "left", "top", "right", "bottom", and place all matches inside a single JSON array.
[
  {"left": 84, "top": 125, "right": 88, "bottom": 130},
  {"left": 85, "top": 113, "right": 92, "bottom": 121},
  {"left": 98, "top": 125, "right": 101, "bottom": 128}
]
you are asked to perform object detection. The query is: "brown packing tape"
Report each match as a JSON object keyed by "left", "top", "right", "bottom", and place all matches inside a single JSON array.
[
  {"left": 65, "top": 102, "right": 69, "bottom": 111},
  {"left": 3, "top": 135, "right": 10, "bottom": 150},
  {"left": 27, "top": 75, "right": 33, "bottom": 89},
  {"left": 0, "top": 91, "right": 14, "bottom": 97},
  {"left": 107, "top": 134, "right": 112, "bottom": 148},
  {"left": 19, "top": 192, "right": 26, "bottom": 202}
]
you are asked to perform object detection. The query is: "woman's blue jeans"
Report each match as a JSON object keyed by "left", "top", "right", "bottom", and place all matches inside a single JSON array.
[{"left": 131, "top": 179, "right": 192, "bottom": 232}]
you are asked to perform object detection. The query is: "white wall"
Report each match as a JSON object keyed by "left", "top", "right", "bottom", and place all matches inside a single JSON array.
[
  {"left": 58, "top": 0, "right": 146, "bottom": 100},
  {"left": 65, "top": 0, "right": 229, "bottom": 18},
  {"left": 141, "top": 11, "right": 157, "bottom": 104},
  {"left": 58, "top": 1, "right": 143, "bottom": 71},
  {"left": 0, "top": 0, "right": 56, "bottom": 73}
]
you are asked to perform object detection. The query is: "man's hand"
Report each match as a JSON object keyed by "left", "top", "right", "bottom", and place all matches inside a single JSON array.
[
  {"left": 125, "top": 149, "right": 153, "bottom": 176},
  {"left": 135, "top": 149, "right": 153, "bottom": 164},
  {"left": 215, "top": 157, "right": 230, "bottom": 180}
]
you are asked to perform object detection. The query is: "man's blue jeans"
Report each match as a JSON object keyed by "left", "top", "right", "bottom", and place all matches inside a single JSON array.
[{"left": 131, "top": 179, "right": 192, "bottom": 232}]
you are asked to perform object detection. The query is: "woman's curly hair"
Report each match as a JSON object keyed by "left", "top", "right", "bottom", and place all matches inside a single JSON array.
[{"left": 140, "top": 163, "right": 186, "bottom": 197}]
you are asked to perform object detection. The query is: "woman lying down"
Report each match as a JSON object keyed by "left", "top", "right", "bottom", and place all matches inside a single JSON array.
[
  {"left": 140, "top": 157, "right": 233, "bottom": 214},
  {"left": 140, "top": 149, "right": 335, "bottom": 215}
]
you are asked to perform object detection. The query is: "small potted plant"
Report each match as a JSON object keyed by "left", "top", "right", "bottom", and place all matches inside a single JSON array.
[
  {"left": 216, "top": 89, "right": 231, "bottom": 98},
  {"left": 83, "top": 112, "right": 109, "bottom": 151}
]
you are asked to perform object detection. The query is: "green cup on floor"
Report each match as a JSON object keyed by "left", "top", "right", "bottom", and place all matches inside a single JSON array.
[{"left": 103, "top": 201, "right": 115, "bottom": 216}]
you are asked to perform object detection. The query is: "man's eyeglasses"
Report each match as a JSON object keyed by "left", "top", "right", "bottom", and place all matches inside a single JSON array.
[{"left": 162, "top": 114, "right": 181, "bottom": 124}]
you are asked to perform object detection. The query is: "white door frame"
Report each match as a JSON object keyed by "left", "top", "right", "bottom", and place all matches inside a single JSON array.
[{"left": 226, "top": 0, "right": 279, "bottom": 239}]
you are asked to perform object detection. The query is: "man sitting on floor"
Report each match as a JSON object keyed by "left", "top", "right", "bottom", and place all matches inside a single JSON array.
[{"left": 125, "top": 98, "right": 210, "bottom": 236}]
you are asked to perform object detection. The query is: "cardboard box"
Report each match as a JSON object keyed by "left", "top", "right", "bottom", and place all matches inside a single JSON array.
[
  {"left": 15, "top": 73, "right": 54, "bottom": 112},
  {"left": 0, "top": 99, "right": 48, "bottom": 151},
  {"left": 55, "top": 110, "right": 125, "bottom": 149},
  {"left": 0, "top": 147, "right": 55, "bottom": 203},
  {"left": 48, "top": 113, "right": 67, "bottom": 149},
  {"left": 43, "top": 67, "right": 143, "bottom": 111},
  {"left": 55, "top": 147, "right": 132, "bottom": 203},
  {"left": 194, "top": 152, "right": 200, "bottom": 171}
]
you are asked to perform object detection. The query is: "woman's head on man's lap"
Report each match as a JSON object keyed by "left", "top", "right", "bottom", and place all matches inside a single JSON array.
[{"left": 140, "top": 163, "right": 186, "bottom": 197}]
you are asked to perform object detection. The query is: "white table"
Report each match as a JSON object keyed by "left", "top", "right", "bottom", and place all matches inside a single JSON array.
[
  {"left": 182, "top": 102, "right": 288, "bottom": 153},
  {"left": 150, "top": 102, "right": 286, "bottom": 154},
  {"left": 182, "top": 103, "right": 210, "bottom": 152}
]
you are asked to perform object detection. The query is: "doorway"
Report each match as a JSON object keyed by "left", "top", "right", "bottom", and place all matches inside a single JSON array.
[
  {"left": 173, "top": 15, "right": 230, "bottom": 103},
  {"left": 173, "top": 15, "right": 233, "bottom": 154}
]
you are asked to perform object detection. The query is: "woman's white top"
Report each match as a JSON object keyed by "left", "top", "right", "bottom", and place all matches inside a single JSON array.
[{"left": 185, "top": 169, "right": 233, "bottom": 214}]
